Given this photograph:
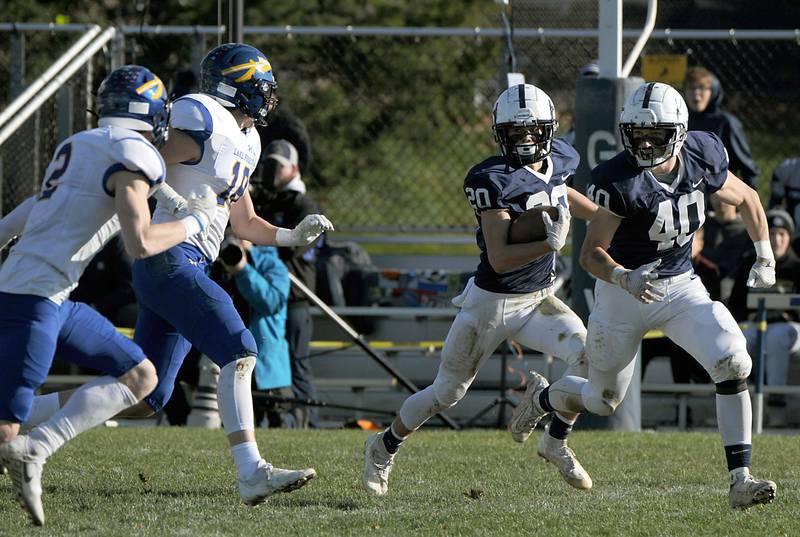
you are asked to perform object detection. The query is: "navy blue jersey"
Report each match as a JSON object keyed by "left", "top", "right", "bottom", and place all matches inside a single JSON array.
[
  {"left": 465, "top": 138, "right": 579, "bottom": 293},
  {"left": 588, "top": 131, "right": 729, "bottom": 277}
]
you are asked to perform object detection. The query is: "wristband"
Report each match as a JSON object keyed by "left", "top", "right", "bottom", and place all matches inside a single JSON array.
[
  {"left": 610, "top": 266, "right": 628, "bottom": 286},
  {"left": 753, "top": 239, "right": 774, "bottom": 261},
  {"left": 275, "top": 227, "right": 293, "bottom": 246},
  {"left": 179, "top": 214, "right": 203, "bottom": 239}
]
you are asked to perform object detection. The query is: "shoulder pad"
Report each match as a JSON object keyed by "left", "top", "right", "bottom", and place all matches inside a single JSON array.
[
  {"left": 682, "top": 131, "right": 728, "bottom": 175},
  {"left": 111, "top": 132, "right": 165, "bottom": 186},
  {"left": 171, "top": 96, "right": 214, "bottom": 139}
]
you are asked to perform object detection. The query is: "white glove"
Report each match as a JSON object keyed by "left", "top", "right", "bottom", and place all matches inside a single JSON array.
[
  {"left": 542, "top": 205, "right": 571, "bottom": 252},
  {"left": 153, "top": 183, "right": 188, "bottom": 217},
  {"left": 747, "top": 258, "right": 776, "bottom": 288},
  {"left": 275, "top": 214, "right": 334, "bottom": 246},
  {"left": 179, "top": 185, "right": 217, "bottom": 239},
  {"left": 612, "top": 259, "right": 665, "bottom": 304}
]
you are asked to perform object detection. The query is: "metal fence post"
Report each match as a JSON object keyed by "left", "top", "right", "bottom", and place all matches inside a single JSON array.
[{"left": 56, "top": 86, "right": 73, "bottom": 143}]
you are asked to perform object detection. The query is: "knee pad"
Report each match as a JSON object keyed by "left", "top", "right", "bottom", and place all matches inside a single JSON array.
[
  {"left": 708, "top": 352, "right": 752, "bottom": 384},
  {"left": 432, "top": 376, "right": 469, "bottom": 410},
  {"left": 582, "top": 383, "right": 619, "bottom": 416}
]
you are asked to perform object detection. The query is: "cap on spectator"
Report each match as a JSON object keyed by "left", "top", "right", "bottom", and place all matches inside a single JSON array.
[
  {"left": 263, "top": 139, "right": 299, "bottom": 168},
  {"left": 766, "top": 209, "right": 795, "bottom": 235}
]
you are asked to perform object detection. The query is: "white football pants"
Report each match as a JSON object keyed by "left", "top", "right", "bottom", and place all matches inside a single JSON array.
[
  {"left": 581, "top": 272, "right": 750, "bottom": 415},
  {"left": 398, "top": 282, "right": 587, "bottom": 430}
]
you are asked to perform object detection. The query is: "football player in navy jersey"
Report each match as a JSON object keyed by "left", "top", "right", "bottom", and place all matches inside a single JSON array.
[
  {"left": 521, "top": 82, "right": 777, "bottom": 509},
  {"left": 363, "top": 84, "right": 598, "bottom": 496}
]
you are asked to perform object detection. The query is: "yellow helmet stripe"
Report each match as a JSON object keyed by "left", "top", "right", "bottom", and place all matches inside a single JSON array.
[
  {"left": 136, "top": 78, "right": 164, "bottom": 99},
  {"left": 221, "top": 58, "right": 272, "bottom": 83}
]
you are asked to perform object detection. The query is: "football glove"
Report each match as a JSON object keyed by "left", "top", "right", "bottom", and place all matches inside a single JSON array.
[
  {"left": 542, "top": 205, "right": 571, "bottom": 252},
  {"left": 179, "top": 185, "right": 217, "bottom": 239},
  {"left": 746, "top": 258, "right": 776, "bottom": 288},
  {"left": 612, "top": 259, "right": 665, "bottom": 304},
  {"left": 153, "top": 183, "right": 188, "bottom": 217},
  {"left": 275, "top": 214, "right": 335, "bottom": 246}
]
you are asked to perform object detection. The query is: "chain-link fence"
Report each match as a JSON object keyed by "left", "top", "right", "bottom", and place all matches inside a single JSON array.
[{"left": 2, "top": 25, "right": 799, "bottom": 231}]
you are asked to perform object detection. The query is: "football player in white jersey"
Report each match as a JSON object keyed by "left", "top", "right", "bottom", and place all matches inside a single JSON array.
[
  {"left": 362, "top": 84, "right": 598, "bottom": 496},
  {"left": 0, "top": 65, "right": 216, "bottom": 526},
  {"left": 517, "top": 82, "right": 777, "bottom": 509},
  {"left": 113, "top": 44, "right": 330, "bottom": 505}
]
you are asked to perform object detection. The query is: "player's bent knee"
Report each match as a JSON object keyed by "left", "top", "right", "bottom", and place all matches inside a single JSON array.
[
  {"left": 583, "top": 395, "right": 617, "bottom": 416},
  {"left": 709, "top": 352, "right": 752, "bottom": 384},
  {"left": 120, "top": 359, "right": 158, "bottom": 400},
  {"left": 432, "top": 380, "right": 468, "bottom": 410}
]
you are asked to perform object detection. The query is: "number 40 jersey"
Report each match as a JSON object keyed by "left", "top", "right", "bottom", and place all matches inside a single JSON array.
[
  {"left": 152, "top": 93, "right": 261, "bottom": 261},
  {"left": 588, "top": 130, "right": 729, "bottom": 277}
]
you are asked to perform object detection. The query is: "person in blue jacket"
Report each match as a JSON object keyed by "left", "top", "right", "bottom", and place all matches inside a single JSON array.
[{"left": 219, "top": 236, "right": 292, "bottom": 394}]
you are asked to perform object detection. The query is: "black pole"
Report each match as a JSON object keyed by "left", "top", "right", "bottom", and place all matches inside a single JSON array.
[
  {"left": 228, "top": 0, "right": 243, "bottom": 43},
  {"left": 288, "top": 273, "right": 460, "bottom": 430}
]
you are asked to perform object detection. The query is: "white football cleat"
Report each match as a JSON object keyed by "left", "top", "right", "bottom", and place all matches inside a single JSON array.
[
  {"left": 237, "top": 460, "right": 316, "bottom": 506},
  {"left": 0, "top": 436, "right": 45, "bottom": 526},
  {"left": 362, "top": 432, "right": 395, "bottom": 496},
  {"left": 729, "top": 471, "right": 776, "bottom": 509},
  {"left": 537, "top": 433, "right": 592, "bottom": 490},
  {"left": 510, "top": 371, "right": 550, "bottom": 443}
]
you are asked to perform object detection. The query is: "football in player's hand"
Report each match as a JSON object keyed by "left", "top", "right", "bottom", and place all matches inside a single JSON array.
[{"left": 507, "top": 206, "right": 559, "bottom": 244}]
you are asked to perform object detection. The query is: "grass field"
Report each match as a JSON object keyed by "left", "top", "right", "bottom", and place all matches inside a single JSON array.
[{"left": 1, "top": 428, "right": 798, "bottom": 536}]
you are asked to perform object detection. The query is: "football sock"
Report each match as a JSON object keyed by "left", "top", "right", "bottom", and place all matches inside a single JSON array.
[
  {"left": 547, "top": 413, "right": 575, "bottom": 442},
  {"left": 217, "top": 357, "right": 256, "bottom": 436},
  {"left": 23, "top": 392, "right": 60, "bottom": 431},
  {"left": 538, "top": 386, "right": 555, "bottom": 412},
  {"left": 382, "top": 424, "right": 406, "bottom": 454},
  {"left": 231, "top": 441, "right": 262, "bottom": 478},
  {"left": 26, "top": 376, "right": 138, "bottom": 459},
  {"left": 715, "top": 380, "right": 752, "bottom": 473}
]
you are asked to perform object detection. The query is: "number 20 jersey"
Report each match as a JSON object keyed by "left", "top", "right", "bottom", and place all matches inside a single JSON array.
[
  {"left": 0, "top": 125, "right": 165, "bottom": 303},
  {"left": 588, "top": 131, "right": 729, "bottom": 277},
  {"left": 464, "top": 138, "right": 579, "bottom": 294},
  {"left": 151, "top": 93, "right": 261, "bottom": 261}
]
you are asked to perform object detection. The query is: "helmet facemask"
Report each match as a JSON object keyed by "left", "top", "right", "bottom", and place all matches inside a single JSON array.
[
  {"left": 494, "top": 121, "right": 558, "bottom": 165},
  {"left": 619, "top": 123, "right": 686, "bottom": 168},
  {"left": 236, "top": 78, "right": 278, "bottom": 126}
]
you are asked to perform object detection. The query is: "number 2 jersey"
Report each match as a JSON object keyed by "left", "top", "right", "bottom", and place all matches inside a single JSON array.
[
  {"left": 151, "top": 93, "right": 261, "bottom": 262},
  {"left": 588, "top": 131, "right": 729, "bottom": 277},
  {"left": 464, "top": 138, "right": 579, "bottom": 294},
  {"left": 0, "top": 125, "right": 165, "bottom": 303}
]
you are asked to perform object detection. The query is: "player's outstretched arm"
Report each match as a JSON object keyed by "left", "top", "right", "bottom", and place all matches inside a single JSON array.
[
  {"left": 111, "top": 171, "right": 214, "bottom": 258},
  {"left": 0, "top": 195, "right": 35, "bottom": 249},
  {"left": 230, "top": 190, "right": 334, "bottom": 247},
  {"left": 711, "top": 171, "right": 775, "bottom": 288},
  {"left": 567, "top": 187, "right": 598, "bottom": 221},
  {"left": 482, "top": 209, "right": 554, "bottom": 273}
]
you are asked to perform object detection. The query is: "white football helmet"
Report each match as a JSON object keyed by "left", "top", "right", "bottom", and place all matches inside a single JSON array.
[
  {"left": 492, "top": 84, "right": 558, "bottom": 165},
  {"left": 619, "top": 82, "right": 688, "bottom": 168}
]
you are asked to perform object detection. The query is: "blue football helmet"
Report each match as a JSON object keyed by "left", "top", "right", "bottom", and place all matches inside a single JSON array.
[
  {"left": 97, "top": 65, "right": 170, "bottom": 148},
  {"left": 199, "top": 43, "right": 278, "bottom": 126}
]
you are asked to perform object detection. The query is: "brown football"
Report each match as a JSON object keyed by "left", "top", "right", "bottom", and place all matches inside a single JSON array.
[{"left": 507, "top": 206, "right": 559, "bottom": 244}]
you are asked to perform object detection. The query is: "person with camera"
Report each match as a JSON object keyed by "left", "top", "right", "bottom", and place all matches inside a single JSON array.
[
  {"left": 218, "top": 234, "right": 293, "bottom": 426},
  {"left": 251, "top": 140, "right": 326, "bottom": 428}
]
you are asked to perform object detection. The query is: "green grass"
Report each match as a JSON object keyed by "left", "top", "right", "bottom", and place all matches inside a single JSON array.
[{"left": 1, "top": 429, "right": 798, "bottom": 536}]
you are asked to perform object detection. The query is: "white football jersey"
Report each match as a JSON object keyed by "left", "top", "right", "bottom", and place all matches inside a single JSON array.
[
  {"left": 152, "top": 93, "right": 261, "bottom": 261},
  {"left": 0, "top": 126, "right": 165, "bottom": 304}
]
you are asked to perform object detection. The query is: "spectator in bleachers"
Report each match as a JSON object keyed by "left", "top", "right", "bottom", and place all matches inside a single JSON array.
[
  {"left": 683, "top": 66, "right": 760, "bottom": 190},
  {"left": 251, "top": 139, "right": 326, "bottom": 428},
  {"left": 730, "top": 209, "right": 800, "bottom": 425},
  {"left": 768, "top": 157, "right": 800, "bottom": 253}
]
